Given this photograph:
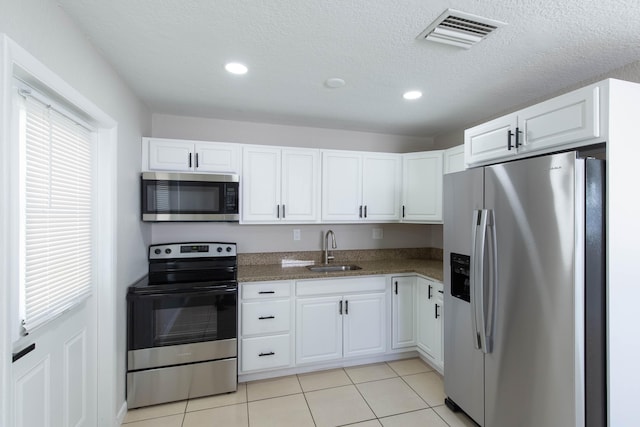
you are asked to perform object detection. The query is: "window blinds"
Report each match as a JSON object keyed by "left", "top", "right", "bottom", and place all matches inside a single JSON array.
[{"left": 19, "top": 90, "right": 95, "bottom": 334}]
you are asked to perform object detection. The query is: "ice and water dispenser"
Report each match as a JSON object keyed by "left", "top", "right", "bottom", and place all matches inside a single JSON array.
[{"left": 450, "top": 253, "right": 470, "bottom": 302}]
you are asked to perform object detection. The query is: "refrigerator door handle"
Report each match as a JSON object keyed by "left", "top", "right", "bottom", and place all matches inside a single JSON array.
[
  {"left": 475, "top": 209, "right": 490, "bottom": 354},
  {"left": 470, "top": 209, "right": 483, "bottom": 350}
]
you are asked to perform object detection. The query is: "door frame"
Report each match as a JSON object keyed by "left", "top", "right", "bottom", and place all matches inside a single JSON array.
[{"left": 0, "top": 34, "right": 118, "bottom": 426}]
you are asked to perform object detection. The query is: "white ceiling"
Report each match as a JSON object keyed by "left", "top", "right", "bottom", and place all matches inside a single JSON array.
[{"left": 57, "top": 0, "right": 640, "bottom": 138}]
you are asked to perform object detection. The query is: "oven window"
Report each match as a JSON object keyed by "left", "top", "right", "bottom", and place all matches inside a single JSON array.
[{"left": 130, "top": 292, "right": 237, "bottom": 348}]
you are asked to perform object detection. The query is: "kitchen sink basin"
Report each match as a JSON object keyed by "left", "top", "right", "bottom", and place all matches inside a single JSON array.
[{"left": 307, "top": 264, "right": 362, "bottom": 272}]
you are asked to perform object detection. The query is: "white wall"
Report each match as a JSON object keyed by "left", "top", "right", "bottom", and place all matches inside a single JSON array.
[
  {"left": 152, "top": 222, "right": 442, "bottom": 253},
  {"left": 152, "top": 113, "right": 434, "bottom": 153},
  {"left": 0, "top": 1, "right": 151, "bottom": 423}
]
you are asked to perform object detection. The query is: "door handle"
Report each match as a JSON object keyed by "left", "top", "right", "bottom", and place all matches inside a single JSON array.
[
  {"left": 435, "top": 303, "right": 440, "bottom": 319},
  {"left": 364, "top": 205, "right": 367, "bottom": 218},
  {"left": 282, "top": 204, "right": 286, "bottom": 219},
  {"left": 258, "top": 352, "right": 275, "bottom": 357},
  {"left": 276, "top": 204, "right": 280, "bottom": 218},
  {"left": 258, "top": 291, "right": 275, "bottom": 294},
  {"left": 428, "top": 284, "right": 432, "bottom": 299},
  {"left": 394, "top": 281, "right": 398, "bottom": 295},
  {"left": 188, "top": 152, "right": 193, "bottom": 168},
  {"left": 359, "top": 205, "right": 363, "bottom": 218},
  {"left": 339, "top": 300, "right": 343, "bottom": 315},
  {"left": 258, "top": 316, "right": 275, "bottom": 320},
  {"left": 345, "top": 300, "right": 348, "bottom": 315},
  {"left": 195, "top": 152, "right": 199, "bottom": 168},
  {"left": 12, "top": 343, "right": 36, "bottom": 363}
]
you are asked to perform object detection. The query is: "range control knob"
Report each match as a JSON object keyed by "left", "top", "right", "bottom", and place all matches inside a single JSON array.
[
  {"left": 154, "top": 248, "right": 161, "bottom": 255},
  {"left": 165, "top": 248, "right": 172, "bottom": 254},
  {"left": 217, "top": 247, "right": 223, "bottom": 253},
  {"left": 226, "top": 246, "right": 232, "bottom": 252}
]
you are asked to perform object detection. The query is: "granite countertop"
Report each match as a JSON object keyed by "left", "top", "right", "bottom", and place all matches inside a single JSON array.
[{"left": 237, "top": 250, "right": 443, "bottom": 283}]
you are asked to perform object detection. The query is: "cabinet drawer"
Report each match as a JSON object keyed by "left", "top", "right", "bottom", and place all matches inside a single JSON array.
[
  {"left": 241, "top": 300, "right": 290, "bottom": 335},
  {"left": 241, "top": 335, "right": 291, "bottom": 372},
  {"left": 241, "top": 281, "right": 291, "bottom": 299}
]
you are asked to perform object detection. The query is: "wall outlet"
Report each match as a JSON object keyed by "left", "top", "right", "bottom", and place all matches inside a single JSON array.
[
  {"left": 372, "top": 228, "right": 383, "bottom": 239},
  {"left": 293, "top": 229, "right": 301, "bottom": 241}
]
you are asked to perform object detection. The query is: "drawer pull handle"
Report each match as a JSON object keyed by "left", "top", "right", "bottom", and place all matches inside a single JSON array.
[
  {"left": 258, "top": 316, "right": 275, "bottom": 320},
  {"left": 258, "top": 291, "right": 275, "bottom": 294},
  {"left": 258, "top": 352, "right": 275, "bottom": 357},
  {"left": 12, "top": 343, "right": 36, "bottom": 363}
]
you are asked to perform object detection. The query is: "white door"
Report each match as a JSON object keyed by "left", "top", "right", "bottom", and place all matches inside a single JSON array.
[
  {"left": 416, "top": 278, "right": 435, "bottom": 355},
  {"left": 11, "top": 301, "right": 97, "bottom": 427},
  {"left": 391, "top": 277, "right": 417, "bottom": 349},
  {"left": 296, "top": 296, "right": 343, "bottom": 364},
  {"left": 343, "top": 293, "right": 386, "bottom": 358},
  {"left": 362, "top": 154, "right": 401, "bottom": 221},
  {"left": 4, "top": 72, "right": 106, "bottom": 426},
  {"left": 464, "top": 114, "right": 517, "bottom": 166},
  {"left": 433, "top": 286, "right": 444, "bottom": 366},
  {"left": 194, "top": 141, "right": 240, "bottom": 173}
]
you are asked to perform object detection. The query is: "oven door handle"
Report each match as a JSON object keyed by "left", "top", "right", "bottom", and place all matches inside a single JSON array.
[{"left": 129, "top": 288, "right": 237, "bottom": 299}]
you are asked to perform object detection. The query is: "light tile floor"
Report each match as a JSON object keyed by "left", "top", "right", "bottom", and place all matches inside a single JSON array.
[{"left": 122, "top": 358, "right": 479, "bottom": 427}]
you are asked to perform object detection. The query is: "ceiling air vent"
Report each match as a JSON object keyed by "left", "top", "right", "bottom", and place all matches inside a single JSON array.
[{"left": 417, "top": 9, "right": 506, "bottom": 49}]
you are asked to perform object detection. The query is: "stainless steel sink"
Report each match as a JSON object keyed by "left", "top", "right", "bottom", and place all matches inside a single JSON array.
[{"left": 307, "top": 264, "right": 362, "bottom": 272}]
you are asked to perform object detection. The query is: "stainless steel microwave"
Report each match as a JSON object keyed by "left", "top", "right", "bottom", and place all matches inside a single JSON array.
[{"left": 141, "top": 172, "right": 239, "bottom": 222}]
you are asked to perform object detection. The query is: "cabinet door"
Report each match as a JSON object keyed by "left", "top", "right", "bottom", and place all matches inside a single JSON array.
[
  {"left": 194, "top": 142, "right": 240, "bottom": 173},
  {"left": 242, "top": 146, "right": 281, "bottom": 222},
  {"left": 401, "top": 151, "right": 444, "bottom": 222},
  {"left": 444, "top": 145, "right": 465, "bottom": 174},
  {"left": 392, "top": 277, "right": 417, "bottom": 349},
  {"left": 281, "top": 148, "right": 320, "bottom": 222},
  {"left": 464, "top": 114, "right": 517, "bottom": 166},
  {"left": 433, "top": 285, "right": 444, "bottom": 368},
  {"left": 519, "top": 85, "right": 600, "bottom": 153},
  {"left": 148, "top": 139, "right": 193, "bottom": 171},
  {"left": 416, "top": 278, "right": 436, "bottom": 356},
  {"left": 343, "top": 293, "right": 386, "bottom": 358},
  {"left": 362, "top": 154, "right": 401, "bottom": 221},
  {"left": 296, "top": 296, "right": 343, "bottom": 364},
  {"left": 322, "top": 151, "right": 362, "bottom": 221}
]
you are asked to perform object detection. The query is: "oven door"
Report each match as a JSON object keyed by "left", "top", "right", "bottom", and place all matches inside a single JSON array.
[
  {"left": 127, "top": 283, "right": 237, "bottom": 351},
  {"left": 141, "top": 172, "right": 239, "bottom": 222}
]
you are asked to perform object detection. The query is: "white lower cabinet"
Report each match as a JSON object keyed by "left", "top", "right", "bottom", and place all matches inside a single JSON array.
[
  {"left": 240, "top": 281, "right": 293, "bottom": 373},
  {"left": 295, "top": 277, "right": 387, "bottom": 365},
  {"left": 391, "top": 276, "right": 417, "bottom": 349},
  {"left": 416, "top": 277, "right": 443, "bottom": 371}
]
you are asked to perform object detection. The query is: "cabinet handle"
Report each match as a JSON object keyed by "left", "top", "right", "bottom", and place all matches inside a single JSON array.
[
  {"left": 428, "top": 284, "right": 432, "bottom": 299},
  {"left": 435, "top": 303, "right": 440, "bottom": 319},
  {"left": 395, "top": 281, "right": 398, "bottom": 295},
  {"left": 402, "top": 205, "right": 405, "bottom": 218},
  {"left": 258, "top": 291, "right": 275, "bottom": 294},
  {"left": 507, "top": 130, "right": 514, "bottom": 150},
  {"left": 195, "top": 152, "right": 199, "bottom": 168},
  {"left": 438, "top": 289, "right": 444, "bottom": 294},
  {"left": 364, "top": 205, "right": 367, "bottom": 218},
  {"left": 282, "top": 204, "right": 286, "bottom": 219},
  {"left": 259, "top": 352, "right": 275, "bottom": 357},
  {"left": 276, "top": 204, "right": 280, "bottom": 219},
  {"left": 359, "top": 205, "right": 363, "bottom": 218},
  {"left": 188, "top": 152, "right": 193, "bottom": 167},
  {"left": 258, "top": 316, "right": 275, "bottom": 320},
  {"left": 515, "top": 127, "right": 522, "bottom": 148},
  {"left": 339, "top": 300, "right": 343, "bottom": 315},
  {"left": 345, "top": 300, "right": 349, "bottom": 315}
]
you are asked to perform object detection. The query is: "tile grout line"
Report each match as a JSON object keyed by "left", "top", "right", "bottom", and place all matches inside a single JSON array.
[
  {"left": 396, "top": 372, "right": 454, "bottom": 427},
  {"left": 296, "top": 372, "right": 318, "bottom": 427}
]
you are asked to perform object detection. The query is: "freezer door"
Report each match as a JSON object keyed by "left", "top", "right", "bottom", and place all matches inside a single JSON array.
[
  {"left": 484, "top": 152, "right": 582, "bottom": 427},
  {"left": 443, "top": 168, "right": 485, "bottom": 425}
]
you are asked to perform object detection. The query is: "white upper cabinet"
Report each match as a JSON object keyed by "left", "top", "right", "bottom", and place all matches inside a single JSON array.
[
  {"left": 242, "top": 146, "right": 320, "bottom": 223},
  {"left": 465, "top": 84, "right": 601, "bottom": 167},
  {"left": 143, "top": 137, "right": 240, "bottom": 173},
  {"left": 401, "top": 151, "right": 444, "bottom": 223},
  {"left": 322, "top": 150, "right": 401, "bottom": 222},
  {"left": 443, "top": 145, "right": 465, "bottom": 174}
]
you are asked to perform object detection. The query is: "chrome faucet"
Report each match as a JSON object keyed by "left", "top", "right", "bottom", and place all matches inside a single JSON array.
[{"left": 324, "top": 230, "right": 337, "bottom": 264}]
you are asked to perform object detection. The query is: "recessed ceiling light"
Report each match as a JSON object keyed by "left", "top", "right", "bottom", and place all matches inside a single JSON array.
[
  {"left": 325, "top": 78, "right": 346, "bottom": 88},
  {"left": 403, "top": 90, "right": 423, "bottom": 100},
  {"left": 225, "top": 62, "right": 248, "bottom": 75}
]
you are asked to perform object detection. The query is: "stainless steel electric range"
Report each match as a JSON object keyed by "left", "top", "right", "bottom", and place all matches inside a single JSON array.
[{"left": 126, "top": 242, "right": 238, "bottom": 409}]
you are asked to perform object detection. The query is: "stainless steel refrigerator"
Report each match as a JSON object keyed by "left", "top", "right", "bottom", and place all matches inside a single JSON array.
[{"left": 443, "top": 150, "right": 606, "bottom": 427}]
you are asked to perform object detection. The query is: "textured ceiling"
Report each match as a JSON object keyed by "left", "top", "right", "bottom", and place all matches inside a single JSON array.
[{"left": 57, "top": 0, "right": 640, "bottom": 137}]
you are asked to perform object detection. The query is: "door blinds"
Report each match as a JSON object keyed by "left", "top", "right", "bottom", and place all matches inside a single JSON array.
[{"left": 18, "top": 87, "right": 95, "bottom": 334}]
